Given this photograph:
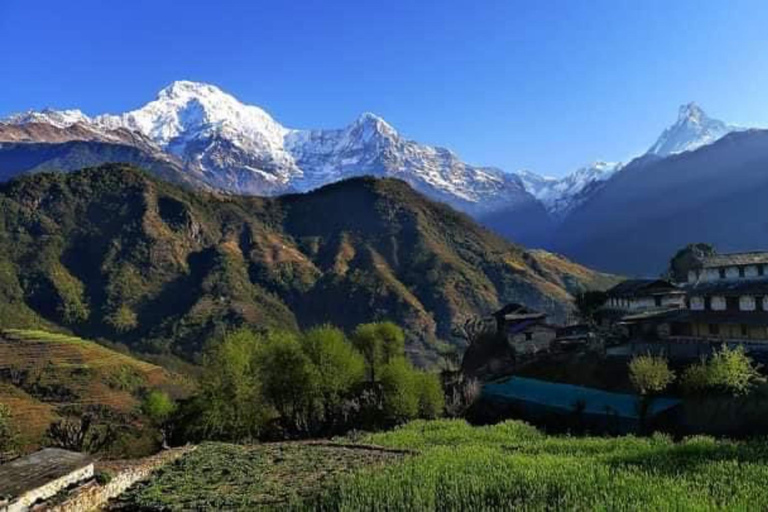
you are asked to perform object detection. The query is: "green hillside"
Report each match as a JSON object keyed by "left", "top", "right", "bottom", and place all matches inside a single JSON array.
[
  {"left": 0, "top": 329, "right": 190, "bottom": 451},
  {"left": 0, "top": 165, "right": 617, "bottom": 363}
]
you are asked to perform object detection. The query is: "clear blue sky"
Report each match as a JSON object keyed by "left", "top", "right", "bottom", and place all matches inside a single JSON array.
[{"left": 2, "top": 0, "right": 768, "bottom": 177}]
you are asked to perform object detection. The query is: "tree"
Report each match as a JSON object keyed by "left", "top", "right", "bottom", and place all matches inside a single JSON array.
[
  {"left": 629, "top": 354, "right": 675, "bottom": 433},
  {"left": 629, "top": 355, "right": 675, "bottom": 395},
  {"left": 141, "top": 390, "right": 176, "bottom": 448},
  {"left": 574, "top": 291, "right": 607, "bottom": 326},
  {"left": 666, "top": 243, "right": 716, "bottom": 283},
  {"left": 415, "top": 371, "right": 445, "bottom": 419},
  {"left": 379, "top": 358, "right": 419, "bottom": 422},
  {"left": 259, "top": 331, "right": 321, "bottom": 435},
  {"left": 301, "top": 325, "right": 365, "bottom": 426},
  {"left": 681, "top": 345, "right": 765, "bottom": 396},
  {"left": 45, "top": 413, "right": 116, "bottom": 453},
  {"left": 351, "top": 322, "right": 405, "bottom": 382},
  {"left": 196, "top": 329, "right": 272, "bottom": 441}
]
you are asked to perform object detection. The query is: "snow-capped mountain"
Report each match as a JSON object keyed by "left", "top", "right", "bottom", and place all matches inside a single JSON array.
[
  {"left": 646, "top": 102, "right": 740, "bottom": 157},
  {"left": 515, "top": 102, "right": 738, "bottom": 217},
  {"left": 3, "top": 81, "right": 532, "bottom": 214}
]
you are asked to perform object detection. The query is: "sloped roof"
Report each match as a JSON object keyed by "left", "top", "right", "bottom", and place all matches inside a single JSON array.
[
  {"left": 0, "top": 448, "right": 92, "bottom": 501},
  {"left": 686, "top": 279, "right": 768, "bottom": 296},
  {"left": 607, "top": 279, "right": 680, "bottom": 298},
  {"left": 699, "top": 252, "right": 768, "bottom": 269}
]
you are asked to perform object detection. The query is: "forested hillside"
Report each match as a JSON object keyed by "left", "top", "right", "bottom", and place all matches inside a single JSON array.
[{"left": 0, "top": 165, "right": 615, "bottom": 363}]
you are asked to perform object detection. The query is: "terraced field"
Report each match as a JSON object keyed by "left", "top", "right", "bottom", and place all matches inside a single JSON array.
[{"left": 0, "top": 329, "right": 191, "bottom": 450}]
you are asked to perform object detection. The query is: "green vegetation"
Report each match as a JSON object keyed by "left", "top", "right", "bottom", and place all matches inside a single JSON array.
[
  {"left": 181, "top": 323, "right": 444, "bottom": 442},
  {"left": 0, "top": 328, "right": 191, "bottom": 454},
  {"left": 316, "top": 420, "right": 768, "bottom": 510},
  {"left": 114, "top": 419, "right": 768, "bottom": 510},
  {"left": 681, "top": 345, "right": 766, "bottom": 396},
  {"left": 0, "top": 165, "right": 616, "bottom": 363},
  {"left": 629, "top": 355, "right": 675, "bottom": 395},
  {"left": 115, "top": 442, "right": 404, "bottom": 510}
]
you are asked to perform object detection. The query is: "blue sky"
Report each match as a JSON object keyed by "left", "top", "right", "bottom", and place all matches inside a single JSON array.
[{"left": 2, "top": 0, "right": 768, "bottom": 177}]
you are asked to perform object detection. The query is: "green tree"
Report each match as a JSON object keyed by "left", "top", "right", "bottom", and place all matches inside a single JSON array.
[
  {"left": 352, "top": 322, "right": 405, "bottom": 382},
  {"left": 301, "top": 325, "right": 365, "bottom": 424},
  {"left": 380, "top": 358, "right": 420, "bottom": 422},
  {"left": 259, "top": 331, "right": 321, "bottom": 434},
  {"left": 681, "top": 345, "right": 765, "bottom": 396},
  {"left": 629, "top": 355, "right": 675, "bottom": 395},
  {"left": 629, "top": 354, "right": 675, "bottom": 433},
  {"left": 141, "top": 390, "right": 176, "bottom": 448},
  {"left": 415, "top": 371, "right": 445, "bottom": 419},
  {"left": 196, "top": 329, "right": 272, "bottom": 441}
]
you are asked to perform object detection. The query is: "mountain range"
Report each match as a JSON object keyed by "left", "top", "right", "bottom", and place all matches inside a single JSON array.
[
  {"left": 0, "top": 81, "right": 762, "bottom": 275},
  {"left": 0, "top": 165, "right": 615, "bottom": 364}
]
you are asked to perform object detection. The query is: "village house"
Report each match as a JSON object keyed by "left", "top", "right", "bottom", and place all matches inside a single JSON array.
[
  {"left": 605, "top": 252, "right": 768, "bottom": 349},
  {"left": 603, "top": 279, "right": 686, "bottom": 312},
  {"left": 670, "top": 252, "right": 768, "bottom": 343},
  {"left": 491, "top": 303, "right": 558, "bottom": 356}
]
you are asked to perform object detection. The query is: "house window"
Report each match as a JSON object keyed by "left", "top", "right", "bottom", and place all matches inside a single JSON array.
[
  {"left": 719, "top": 268, "right": 726, "bottom": 279},
  {"left": 739, "top": 267, "right": 745, "bottom": 278},
  {"left": 654, "top": 296, "right": 662, "bottom": 307},
  {"left": 741, "top": 324, "right": 749, "bottom": 337},
  {"left": 760, "top": 265, "right": 765, "bottom": 277},
  {"left": 709, "top": 324, "right": 720, "bottom": 335},
  {"left": 524, "top": 332, "right": 533, "bottom": 341}
]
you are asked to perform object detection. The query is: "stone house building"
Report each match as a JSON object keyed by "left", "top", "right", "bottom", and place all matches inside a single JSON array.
[{"left": 491, "top": 303, "right": 558, "bottom": 356}]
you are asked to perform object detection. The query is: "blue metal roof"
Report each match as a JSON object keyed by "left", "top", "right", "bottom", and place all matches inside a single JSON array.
[{"left": 483, "top": 377, "right": 680, "bottom": 420}]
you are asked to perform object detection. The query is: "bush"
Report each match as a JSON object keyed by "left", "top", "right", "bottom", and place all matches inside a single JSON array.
[
  {"left": 629, "top": 355, "right": 675, "bottom": 395},
  {"left": 681, "top": 345, "right": 765, "bottom": 396}
]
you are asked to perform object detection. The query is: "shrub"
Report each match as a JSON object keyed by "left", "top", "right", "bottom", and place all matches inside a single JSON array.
[
  {"left": 681, "top": 345, "right": 765, "bottom": 396},
  {"left": 629, "top": 354, "right": 675, "bottom": 395},
  {"left": 0, "top": 404, "right": 19, "bottom": 457}
]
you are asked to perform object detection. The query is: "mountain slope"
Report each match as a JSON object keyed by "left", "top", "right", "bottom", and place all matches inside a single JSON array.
[
  {"left": 552, "top": 129, "right": 768, "bottom": 275},
  {"left": 0, "top": 165, "right": 616, "bottom": 364}
]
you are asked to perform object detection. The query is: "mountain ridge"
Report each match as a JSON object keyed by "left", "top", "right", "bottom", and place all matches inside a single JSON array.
[{"left": 0, "top": 164, "right": 617, "bottom": 364}]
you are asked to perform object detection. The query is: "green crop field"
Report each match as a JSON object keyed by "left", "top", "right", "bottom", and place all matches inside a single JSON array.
[{"left": 114, "top": 419, "right": 768, "bottom": 510}]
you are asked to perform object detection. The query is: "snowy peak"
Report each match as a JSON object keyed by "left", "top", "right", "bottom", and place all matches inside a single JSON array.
[
  {"left": 95, "top": 80, "right": 288, "bottom": 151},
  {"left": 647, "top": 102, "right": 738, "bottom": 157},
  {"left": 516, "top": 161, "right": 622, "bottom": 218},
  {"left": 5, "top": 108, "right": 92, "bottom": 129}
]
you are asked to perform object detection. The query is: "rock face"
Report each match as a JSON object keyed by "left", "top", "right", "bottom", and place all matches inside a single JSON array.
[{"left": 0, "top": 165, "right": 617, "bottom": 364}]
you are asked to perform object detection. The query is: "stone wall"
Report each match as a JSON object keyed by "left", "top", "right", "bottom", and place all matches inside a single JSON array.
[{"left": 49, "top": 446, "right": 194, "bottom": 512}]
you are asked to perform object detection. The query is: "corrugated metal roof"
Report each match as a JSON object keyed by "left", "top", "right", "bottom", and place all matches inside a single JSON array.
[
  {"left": 700, "top": 252, "right": 768, "bottom": 268},
  {"left": 483, "top": 377, "right": 680, "bottom": 420}
]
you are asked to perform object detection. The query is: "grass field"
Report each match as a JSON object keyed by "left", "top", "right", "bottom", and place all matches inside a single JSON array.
[
  {"left": 0, "top": 329, "right": 191, "bottom": 450},
  {"left": 114, "top": 419, "right": 768, "bottom": 510}
]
